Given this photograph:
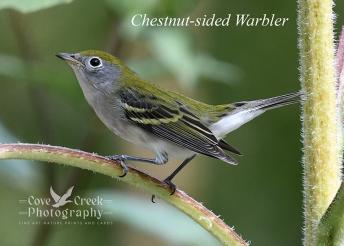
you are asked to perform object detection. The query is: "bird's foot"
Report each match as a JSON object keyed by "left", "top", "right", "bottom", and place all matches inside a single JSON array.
[
  {"left": 106, "top": 155, "right": 129, "bottom": 178},
  {"left": 164, "top": 178, "right": 176, "bottom": 195},
  {"left": 151, "top": 178, "right": 176, "bottom": 203}
]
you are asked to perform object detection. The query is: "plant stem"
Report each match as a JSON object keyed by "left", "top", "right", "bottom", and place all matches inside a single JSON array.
[
  {"left": 0, "top": 143, "right": 247, "bottom": 246},
  {"left": 298, "top": 0, "right": 342, "bottom": 245}
]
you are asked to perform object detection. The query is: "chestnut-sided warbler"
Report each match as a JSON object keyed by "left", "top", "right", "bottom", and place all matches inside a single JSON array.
[{"left": 57, "top": 50, "right": 300, "bottom": 195}]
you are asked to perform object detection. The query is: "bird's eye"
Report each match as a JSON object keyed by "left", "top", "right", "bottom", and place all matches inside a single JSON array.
[{"left": 89, "top": 57, "right": 102, "bottom": 68}]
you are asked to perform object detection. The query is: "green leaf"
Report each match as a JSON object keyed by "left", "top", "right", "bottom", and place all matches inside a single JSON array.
[
  {"left": 317, "top": 182, "right": 344, "bottom": 245},
  {"left": 0, "top": 0, "right": 73, "bottom": 13}
]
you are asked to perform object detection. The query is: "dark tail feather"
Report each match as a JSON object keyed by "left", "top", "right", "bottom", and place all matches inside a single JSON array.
[
  {"left": 234, "top": 91, "right": 302, "bottom": 111},
  {"left": 218, "top": 139, "right": 242, "bottom": 155},
  {"left": 259, "top": 91, "right": 302, "bottom": 110},
  {"left": 216, "top": 151, "right": 238, "bottom": 165}
]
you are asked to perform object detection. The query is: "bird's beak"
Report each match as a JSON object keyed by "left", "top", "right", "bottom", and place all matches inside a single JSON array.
[{"left": 56, "top": 52, "right": 83, "bottom": 66}]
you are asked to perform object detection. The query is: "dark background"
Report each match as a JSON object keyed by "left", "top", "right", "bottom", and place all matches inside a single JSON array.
[{"left": 0, "top": 0, "right": 343, "bottom": 245}]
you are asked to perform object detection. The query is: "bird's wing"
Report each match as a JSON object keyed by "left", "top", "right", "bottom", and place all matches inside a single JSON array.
[{"left": 119, "top": 87, "right": 238, "bottom": 164}]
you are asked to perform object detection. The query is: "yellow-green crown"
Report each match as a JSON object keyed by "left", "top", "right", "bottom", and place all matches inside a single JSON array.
[{"left": 79, "top": 50, "right": 123, "bottom": 65}]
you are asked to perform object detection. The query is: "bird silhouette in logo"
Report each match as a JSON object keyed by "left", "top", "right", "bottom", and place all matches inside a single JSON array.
[{"left": 50, "top": 186, "right": 74, "bottom": 208}]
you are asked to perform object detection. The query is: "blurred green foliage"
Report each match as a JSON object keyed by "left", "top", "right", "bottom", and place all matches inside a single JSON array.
[
  {"left": 0, "top": 0, "right": 343, "bottom": 245},
  {"left": 98, "top": 191, "right": 220, "bottom": 245},
  {"left": 0, "top": 0, "right": 73, "bottom": 13}
]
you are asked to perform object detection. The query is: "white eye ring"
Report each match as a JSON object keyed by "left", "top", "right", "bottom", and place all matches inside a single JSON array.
[{"left": 88, "top": 56, "right": 102, "bottom": 68}]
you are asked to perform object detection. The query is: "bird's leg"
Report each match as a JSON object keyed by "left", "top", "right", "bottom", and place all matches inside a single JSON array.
[
  {"left": 151, "top": 154, "right": 196, "bottom": 203},
  {"left": 107, "top": 152, "right": 168, "bottom": 177},
  {"left": 163, "top": 154, "right": 196, "bottom": 195}
]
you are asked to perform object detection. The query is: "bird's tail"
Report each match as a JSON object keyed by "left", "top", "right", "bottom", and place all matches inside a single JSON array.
[
  {"left": 235, "top": 91, "right": 303, "bottom": 111},
  {"left": 210, "top": 91, "right": 302, "bottom": 138}
]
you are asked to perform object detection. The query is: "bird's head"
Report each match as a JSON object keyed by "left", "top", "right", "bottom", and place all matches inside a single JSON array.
[{"left": 57, "top": 50, "right": 131, "bottom": 95}]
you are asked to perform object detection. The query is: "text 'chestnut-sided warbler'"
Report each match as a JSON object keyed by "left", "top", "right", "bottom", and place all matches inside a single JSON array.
[{"left": 57, "top": 50, "right": 300, "bottom": 196}]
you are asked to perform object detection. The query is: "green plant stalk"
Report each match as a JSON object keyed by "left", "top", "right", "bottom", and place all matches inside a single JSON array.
[
  {"left": 298, "top": 0, "right": 342, "bottom": 245},
  {"left": 0, "top": 143, "right": 247, "bottom": 246}
]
